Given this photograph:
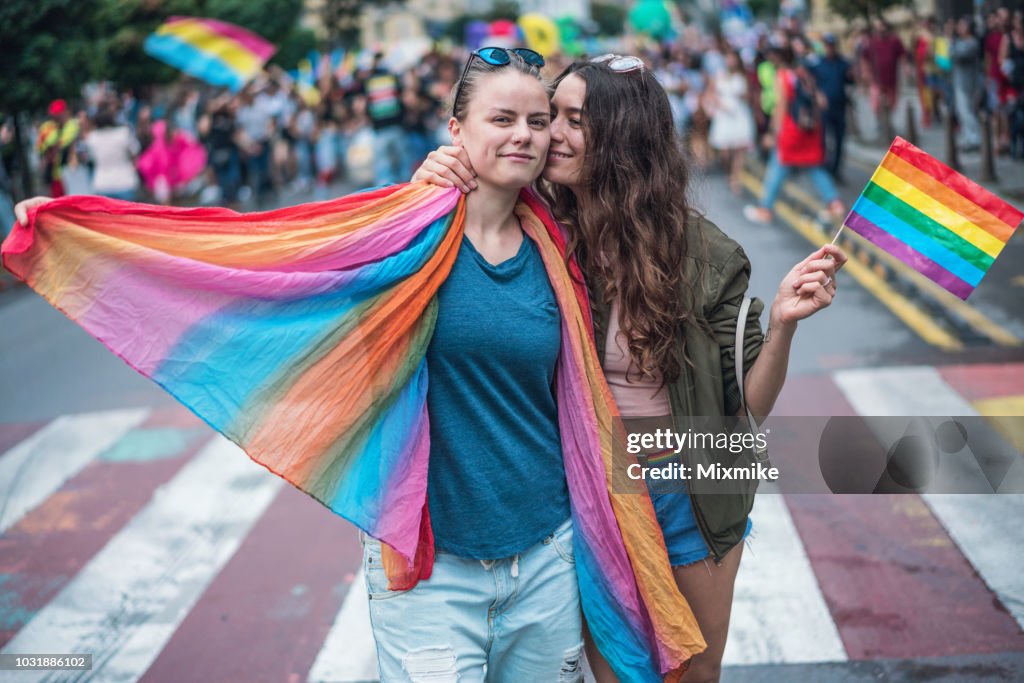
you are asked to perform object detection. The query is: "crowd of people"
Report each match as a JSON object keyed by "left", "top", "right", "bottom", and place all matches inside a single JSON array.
[
  {"left": 4, "top": 51, "right": 466, "bottom": 216},
  {"left": 2, "top": 8, "right": 1022, "bottom": 235}
]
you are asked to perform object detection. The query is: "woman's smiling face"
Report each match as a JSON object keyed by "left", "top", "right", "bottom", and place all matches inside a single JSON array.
[
  {"left": 448, "top": 70, "right": 551, "bottom": 191},
  {"left": 544, "top": 74, "right": 587, "bottom": 189}
]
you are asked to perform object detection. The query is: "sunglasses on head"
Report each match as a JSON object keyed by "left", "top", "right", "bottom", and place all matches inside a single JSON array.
[
  {"left": 589, "top": 53, "right": 645, "bottom": 73},
  {"left": 452, "top": 47, "right": 546, "bottom": 115}
]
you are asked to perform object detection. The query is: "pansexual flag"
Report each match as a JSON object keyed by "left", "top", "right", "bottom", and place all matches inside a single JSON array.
[
  {"left": 144, "top": 17, "right": 276, "bottom": 92},
  {"left": 844, "top": 137, "right": 1023, "bottom": 300}
]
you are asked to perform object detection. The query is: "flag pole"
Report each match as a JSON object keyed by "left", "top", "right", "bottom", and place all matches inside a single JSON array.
[{"left": 829, "top": 223, "right": 844, "bottom": 245}]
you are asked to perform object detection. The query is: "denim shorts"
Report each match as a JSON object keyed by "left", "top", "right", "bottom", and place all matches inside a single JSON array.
[
  {"left": 651, "top": 486, "right": 753, "bottom": 567},
  {"left": 362, "top": 518, "right": 584, "bottom": 682}
]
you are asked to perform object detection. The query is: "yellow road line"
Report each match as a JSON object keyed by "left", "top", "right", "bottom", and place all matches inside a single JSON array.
[
  {"left": 769, "top": 166, "right": 1020, "bottom": 346},
  {"left": 740, "top": 170, "right": 964, "bottom": 350},
  {"left": 842, "top": 229, "right": 1021, "bottom": 347},
  {"left": 972, "top": 396, "right": 1024, "bottom": 453}
]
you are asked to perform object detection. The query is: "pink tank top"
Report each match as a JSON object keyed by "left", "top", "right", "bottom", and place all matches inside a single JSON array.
[{"left": 604, "top": 298, "right": 672, "bottom": 417}]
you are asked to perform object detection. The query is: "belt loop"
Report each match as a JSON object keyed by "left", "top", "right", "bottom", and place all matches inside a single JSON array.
[{"left": 511, "top": 554, "right": 519, "bottom": 578}]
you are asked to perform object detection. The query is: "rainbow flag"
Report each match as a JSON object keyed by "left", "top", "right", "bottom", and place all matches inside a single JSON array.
[
  {"left": 144, "top": 16, "right": 276, "bottom": 92},
  {"left": 844, "top": 137, "right": 1023, "bottom": 300},
  {"left": 2, "top": 185, "right": 705, "bottom": 682}
]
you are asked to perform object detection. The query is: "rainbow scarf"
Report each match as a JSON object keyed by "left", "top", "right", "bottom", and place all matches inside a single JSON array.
[{"left": 1, "top": 184, "right": 704, "bottom": 681}]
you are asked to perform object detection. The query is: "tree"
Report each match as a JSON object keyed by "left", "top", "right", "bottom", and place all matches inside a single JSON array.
[
  {"left": 93, "top": 0, "right": 306, "bottom": 92},
  {"left": 0, "top": 0, "right": 107, "bottom": 195},
  {"left": 92, "top": 0, "right": 199, "bottom": 94},
  {"left": 270, "top": 27, "right": 319, "bottom": 70},
  {"left": 591, "top": 3, "right": 627, "bottom": 37},
  {"left": 320, "top": 0, "right": 400, "bottom": 50},
  {"left": 746, "top": 0, "right": 782, "bottom": 20},
  {"left": 826, "top": 0, "right": 902, "bottom": 24},
  {"left": 0, "top": 0, "right": 106, "bottom": 114}
]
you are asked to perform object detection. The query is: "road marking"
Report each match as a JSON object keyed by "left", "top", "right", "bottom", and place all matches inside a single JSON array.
[
  {"left": 0, "top": 435, "right": 282, "bottom": 682},
  {"left": 307, "top": 569, "right": 379, "bottom": 683},
  {"left": 141, "top": 485, "right": 361, "bottom": 683},
  {"left": 0, "top": 434, "right": 201, "bottom": 648},
  {"left": 921, "top": 494, "right": 1024, "bottom": 630},
  {"left": 724, "top": 485, "right": 847, "bottom": 665},
  {"left": 832, "top": 365, "right": 1024, "bottom": 632},
  {"left": 0, "top": 409, "right": 149, "bottom": 533}
]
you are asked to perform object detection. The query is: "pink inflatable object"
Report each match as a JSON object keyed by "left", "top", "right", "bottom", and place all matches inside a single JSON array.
[{"left": 137, "top": 120, "right": 208, "bottom": 193}]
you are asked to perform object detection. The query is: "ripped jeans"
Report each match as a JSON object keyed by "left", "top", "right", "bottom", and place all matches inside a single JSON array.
[{"left": 362, "top": 518, "right": 583, "bottom": 682}]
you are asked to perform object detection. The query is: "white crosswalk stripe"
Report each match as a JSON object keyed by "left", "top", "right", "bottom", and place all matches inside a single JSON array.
[
  {"left": 0, "top": 408, "right": 149, "bottom": 533},
  {"left": 307, "top": 568, "right": 379, "bottom": 683},
  {"left": 0, "top": 435, "right": 282, "bottom": 682},
  {"left": 833, "top": 365, "right": 1024, "bottom": 631},
  {"left": 723, "top": 484, "right": 847, "bottom": 665}
]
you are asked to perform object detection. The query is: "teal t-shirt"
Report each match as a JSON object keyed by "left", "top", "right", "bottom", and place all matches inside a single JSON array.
[{"left": 425, "top": 233, "right": 570, "bottom": 558}]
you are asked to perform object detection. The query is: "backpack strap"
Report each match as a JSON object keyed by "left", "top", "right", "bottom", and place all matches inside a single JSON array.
[{"left": 736, "top": 297, "right": 770, "bottom": 464}]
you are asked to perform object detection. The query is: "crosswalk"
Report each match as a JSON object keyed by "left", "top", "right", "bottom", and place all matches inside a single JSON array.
[{"left": 1, "top": 363, "right": 1022, "bottom": 681}]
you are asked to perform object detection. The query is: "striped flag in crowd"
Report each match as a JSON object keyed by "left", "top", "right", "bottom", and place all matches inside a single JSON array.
[{"left": 143, "top": 16, "right": 277, "bottom": 92}]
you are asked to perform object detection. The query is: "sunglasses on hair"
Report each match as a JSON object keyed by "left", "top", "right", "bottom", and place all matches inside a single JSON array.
[
  {"left": 452, "top": 47, "right": 546, "bottom": 115},
  {"left": 589, "top": 53, "right": 645, "bottom": 73}
]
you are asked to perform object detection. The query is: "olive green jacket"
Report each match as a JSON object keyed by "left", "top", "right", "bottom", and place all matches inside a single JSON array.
[{"left": 591, "top": 214, "right": 766, "bottom": 563}]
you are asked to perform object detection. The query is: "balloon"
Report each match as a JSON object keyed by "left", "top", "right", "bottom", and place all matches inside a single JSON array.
[
  {"left": 465, "top": 20, "right": 490, "bottom": 50},
  {"left": 489, "top": 19, "right": 519, "bottom": 38},
  {"left": 628, "top": 0, "right": 672, "bottom": 39},
  {"left": 518, "top": 14, "right": 560, "bottom": 58},
  {"left": 556, "top": 16, "right": 584, "bottom": 57}
]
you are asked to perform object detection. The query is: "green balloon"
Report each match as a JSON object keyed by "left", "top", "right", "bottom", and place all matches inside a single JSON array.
[
  {"left": 628, "top": 0, "right": 671, "bottom": 38},
  {"left": 557, "top": 16, "right": 584, "bottom": 57}
]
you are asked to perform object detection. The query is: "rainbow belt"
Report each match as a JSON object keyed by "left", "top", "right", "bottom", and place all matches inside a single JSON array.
[{"left": 2, "top": 183, "right": 705, "bottom": 681}]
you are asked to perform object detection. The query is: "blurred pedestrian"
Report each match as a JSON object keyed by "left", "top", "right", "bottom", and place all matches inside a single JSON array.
[
  {"left": 745, "top": 48, "right": 844, "bottom": 224},
  {"left": 359, "top": 53, "right": 408, "bottom": 186},
  {"left": 288, "top": 94, "right": 316, "bottom": 194},
  {"left": 198, "top": 95, "right": 242, "bottom": 206},
  {"left": 755, "top": 41, "right": 784, "bottom": 156},
  {"left": 314, "top": 104, "right": 340, "bottom": 197},
  {"left": 951, "top": 16, "right": 983, "bottom": 151},
  {"left": 135, "top": 105, "right": 154, "bottom": 152},
  {"left": 400, "top": 70, "right": 437, "bottom": 174},
  {"left": 913, "top": 17, "right": 939, "bottom": 128},
  {"left": 82, "top": 105, "right": 140, "bottom": 200},
  {"left": 707, "top": 48, "right": 755, "bottom": 194},
  {"left": 35, "top": 99, "right": 80, "bottom": 197},
  {"left": 985, "top": 9, "right": 1011, "bottom": 152},
  {"left": 683, "top": 52, "right": 711, "bottom": 167},
  {"left": 237, "top": 87, "right": 274, "bottom": 201},
  {"left": 869, "top": 20, "right": 906, "bottom": 143},
  {"left": 811, "top": 33, "right": 854, "bottom": 182},
  {"left": 1000, "top": 10, "right": 1024, "bottom": 157},
  {"left": 171, "top": 88, "right": 201, "bottom": 138}
]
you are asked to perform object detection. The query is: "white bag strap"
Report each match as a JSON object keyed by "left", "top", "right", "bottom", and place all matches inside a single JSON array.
[{"left": 736, "top": 297, "right": 770, "bottom": 464}]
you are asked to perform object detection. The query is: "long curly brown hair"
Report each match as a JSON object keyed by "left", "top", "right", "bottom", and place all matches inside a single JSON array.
[{"left": 540, "top": 61, "right": 707, "bottom": 384}]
